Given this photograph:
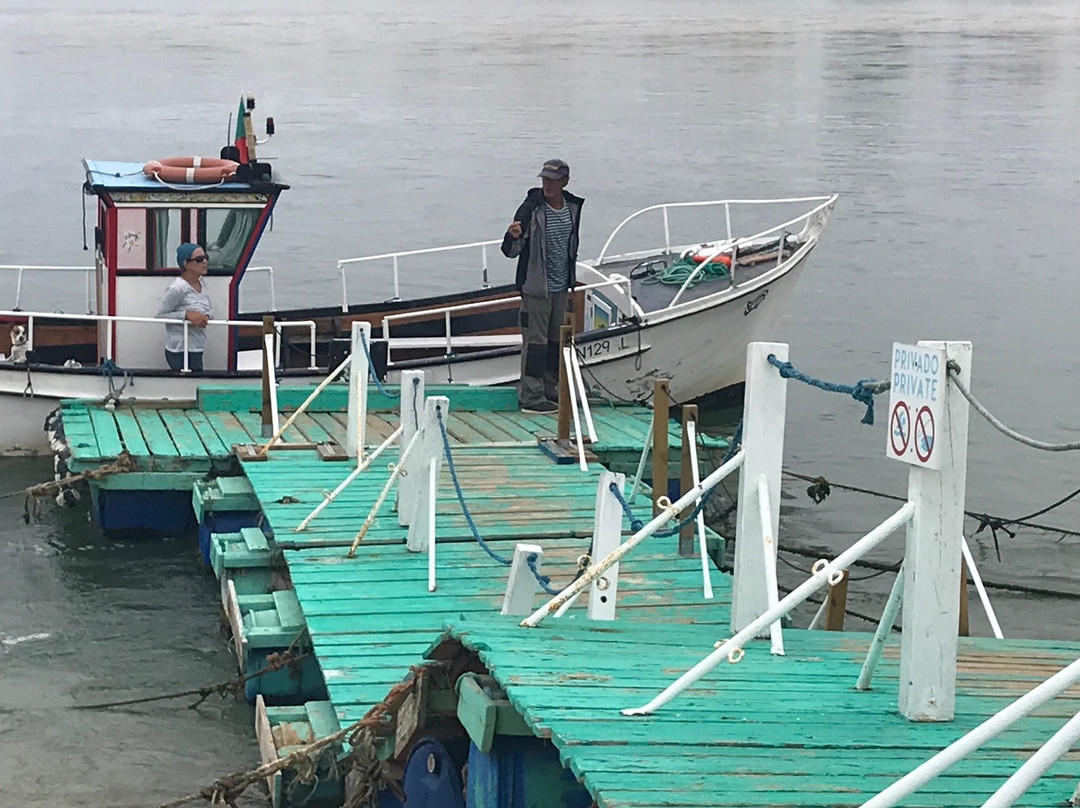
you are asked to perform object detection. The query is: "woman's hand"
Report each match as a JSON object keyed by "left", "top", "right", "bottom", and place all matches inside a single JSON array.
[{"left": 184, "top": 310, "right": 209, "bottom": 328}]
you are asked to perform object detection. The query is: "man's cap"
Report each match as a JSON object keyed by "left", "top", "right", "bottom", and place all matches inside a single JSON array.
[
  {"left": 538, "top": 159, "right": 570, "bottom": 180},
  {"left": 177, "top": 242, "right": 201, "bottom": 265}
]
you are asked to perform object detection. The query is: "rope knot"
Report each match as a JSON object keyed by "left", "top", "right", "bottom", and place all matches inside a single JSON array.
[{"left": 852, "top": 379, "right": 877, "bottom": 425}]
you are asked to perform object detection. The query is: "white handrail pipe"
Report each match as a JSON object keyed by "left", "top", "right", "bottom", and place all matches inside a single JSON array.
[
  {"left": 859, "top": 654, "right": 1080, "bottom": 808},
  {"left": 856, "top": 567, "right": 904, "bottom": 691},
  {"left": 294, "top": 424, "right": 402, "bottom": 532},
  {"left": 757, "top": 474, "right": 784, "bottom": 656},
  {"left": 562, "top": 346, "right": 588, "bottom": 471},
  {"left": 981, "top": 709, "right": 1080, "bottom": 808},
  {"left": 568, "top": 347, "right": 597, "bottom": 443},
  {"left": 623, "top": 501, "right": 915, "bottom": 716},
  {"left": 962, "top": 536, "right": 1004, "bottom": 640},
  {"left": 346, "top": 427, "right": 424, "bottom": 556},
  {"left": 686, "top": 421, "right": 713, "bottom": 600},
  {"left": 522, "top": 449, "right": 745, "bottom": 628},
  {"left": 259, "top": 353, "right": 353, "bottom": 455}
]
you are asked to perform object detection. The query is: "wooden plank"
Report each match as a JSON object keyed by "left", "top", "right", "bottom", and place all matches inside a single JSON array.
[
  {"left": 87, "top": 408, "right": 124, "bottom": 458},
  {"left": 185, "top": 410, "right": 230, "bottom": 456},
  {"left": 132, "top": 409, "right": 179, "bottom": 457},
  {"left": 159, "top": 409, "right": 211, "bottom": 459},
  {"left": 310, "top": 412, "right": 348, "bottom": 446},
  {"left": 110, "top": 409, "right": 151, "bottom": 457},
  {"left": 207, "top": 411, "right": 256, "bottom": 446}
]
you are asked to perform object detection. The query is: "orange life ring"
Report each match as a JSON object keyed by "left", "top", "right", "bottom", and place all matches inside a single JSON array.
[
  {"left": 142, "top": 156, "right": 239, "bottom": 183},
  {"left": 689, "top": 250, "right": 731, "bottom": 267}
]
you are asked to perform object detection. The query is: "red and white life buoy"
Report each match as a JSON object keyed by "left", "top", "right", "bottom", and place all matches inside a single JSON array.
[
  {"left": 142, "top": 156, "right": 239, "bottom": 183},
  {"left": 686, "top": 250, "right": 731, "bottom": 267}
]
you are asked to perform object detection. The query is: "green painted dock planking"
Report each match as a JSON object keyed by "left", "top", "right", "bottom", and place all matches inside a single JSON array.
[{"left": 47, "top": 376, "right": 1080, "bottom": 806}]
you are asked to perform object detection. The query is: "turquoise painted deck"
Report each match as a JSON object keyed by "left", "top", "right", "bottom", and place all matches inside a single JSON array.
[
  {"left": 430, "top": 620, "right": 1080, "bottom": 807},
  {"left": 58, "top": 383, "right": 713, "bottom": 475},
  {"left": 284, "top": 539, "right": 728, "bottom": 734}
]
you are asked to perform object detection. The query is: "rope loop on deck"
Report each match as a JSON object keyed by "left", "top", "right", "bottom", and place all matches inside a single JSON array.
[
  {"left": 766, "top": 353, "right": 888, "bottom": 425},
  {"left": 358, "top": 330, "right": 399, "bottom": 398},
  {"left": 946, "top": 359, "right": 1080, "bottom": 451}
]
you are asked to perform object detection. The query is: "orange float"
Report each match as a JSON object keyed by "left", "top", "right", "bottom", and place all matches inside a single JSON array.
[
  {"left": 142, "top": 156, "right": 239, "bottom": 183},
  {"left": 688, "top": 249, "right": 732, "bottom": 267}
]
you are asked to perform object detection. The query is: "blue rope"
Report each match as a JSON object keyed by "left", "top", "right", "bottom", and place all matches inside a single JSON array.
[
  {"left": 435, "top": 406, "right": 511, "bottom": 566},
  {"left": 766, "top": 354, "right": 880, "bottom": 425},
  {"left": 526, "top": 553, "right": 559, "bottom": 595},
  {"left": 435, "top": 407, "right": 574, "bottom": 594},
  {"left": 357, "top": 331, "right": 399, "bottom": 398},
  {"left": 609, "top": 481, "right": 715, "bottom": 539},
  {"left": 721, "top": 419, "right": 742, "bottom": 464}
]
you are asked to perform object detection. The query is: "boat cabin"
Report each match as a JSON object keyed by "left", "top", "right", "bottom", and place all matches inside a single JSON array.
[{"left": 83, "top": 159, "right": 288, "bottom": 372}]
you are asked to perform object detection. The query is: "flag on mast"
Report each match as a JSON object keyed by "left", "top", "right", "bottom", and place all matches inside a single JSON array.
[{"left": 234, "top": 97, "right": 249, "bottom": 163}]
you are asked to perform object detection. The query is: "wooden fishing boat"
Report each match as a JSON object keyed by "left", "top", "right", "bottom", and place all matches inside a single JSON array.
[{"left": 0, "top": 101, "right": 837, "bottom": 455}]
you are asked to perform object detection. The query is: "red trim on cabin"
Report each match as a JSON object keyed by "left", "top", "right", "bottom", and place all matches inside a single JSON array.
[{"left": 226, "top": 194, "right": 280, "bottom": 372}]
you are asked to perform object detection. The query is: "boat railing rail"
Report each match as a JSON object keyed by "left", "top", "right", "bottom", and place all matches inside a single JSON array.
[
  {"left": 0, "top": 265, "right": 96, "bottom": 314},
  {"left": 240, "top": 265, "right": 277, "bottom": 312},
  {"left": 0, "top": 308, "right": 318, "bottom": 373},
  {"left": 378, "top": 276, "right": 637, "bottom": 366},
  {"left": 595, "top": 195, "right": 838, "bottom": 279},
  {"left": 337, "top": 240, "right": 504, "bottom": 312}
]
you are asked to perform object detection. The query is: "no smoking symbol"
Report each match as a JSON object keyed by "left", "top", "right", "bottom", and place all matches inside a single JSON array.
[
  {"left": 914, "top": 406, "right": 935, "bottom": 463},
  {"left": 890, "top": 402, "right": 910, "bottom": 457}
]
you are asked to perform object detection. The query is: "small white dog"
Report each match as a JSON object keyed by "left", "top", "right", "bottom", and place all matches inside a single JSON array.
[{"left": 9, "top": 324, "right": 28, "bottom": 364}]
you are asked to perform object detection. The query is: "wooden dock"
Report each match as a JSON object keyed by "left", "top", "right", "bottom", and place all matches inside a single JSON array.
[{"left": 52, "top": 375, "right": 1080, "bottom": 807}]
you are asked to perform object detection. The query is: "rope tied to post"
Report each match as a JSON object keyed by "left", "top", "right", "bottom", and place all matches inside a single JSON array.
[
  {"left": 434, "top": 406, "right": 578, "bottom": 594},
  {"left": 766, "top": 353, "right": 889, "bottom": 425},
  {"left": 358, "top": 329, "right": 399, "bottom": 399},
  {"left": 946, "top": 359, "right": 1080, "bottom": 451},
  {"left": 607, "top": 480, "right": 716, "bottom": 539}
]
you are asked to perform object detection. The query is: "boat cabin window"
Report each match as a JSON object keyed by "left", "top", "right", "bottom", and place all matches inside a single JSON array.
[{"left": 114, "top": 207, "right": 261, "bottom": 276}]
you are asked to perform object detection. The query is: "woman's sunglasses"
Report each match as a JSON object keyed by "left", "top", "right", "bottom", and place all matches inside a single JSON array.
[{"left": 188, "top": 255, "right": 209, "bottom": 263}]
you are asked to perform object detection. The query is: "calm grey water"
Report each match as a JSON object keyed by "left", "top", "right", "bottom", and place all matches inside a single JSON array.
[{"left": 3, "top": 1, "right": 1080, "bottom": 804}]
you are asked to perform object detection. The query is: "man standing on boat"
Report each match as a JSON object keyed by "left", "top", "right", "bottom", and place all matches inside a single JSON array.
[{"left": 502, "top": 159, "right": 584, "bottom": 413}]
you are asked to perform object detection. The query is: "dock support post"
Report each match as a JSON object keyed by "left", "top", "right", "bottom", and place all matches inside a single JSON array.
[
  {"left": 678, "top": 404, "right": 699, "bottom": 556},
  {"left": 260, "top": 315, "right": 275, "bottom": 437},
  {"left": 651, "top": 379, "right": 670, "bottom": 518},
  {"left": 397, "top": 370, "right": 425, "bottom": 524},
  {"left": 588, "top": 471, "right": 625, "bottom": 621},
  {"left": 732, "top": 342, "right": 787, "bottom": 635},
  {"left": 347, "top": 321, "right": 370, "bottom": 461},
  {"left": 501, "top": 544, "right": 544, "bottom": 616},
  {"left": 407, "top": 396, "right": 449, "bottom": 552},
  {"left": 824, "top": 570, "right": 849, "bottom": 631},
  {"left": 899, "top": 340, "right": 971, "bottom": 721}
]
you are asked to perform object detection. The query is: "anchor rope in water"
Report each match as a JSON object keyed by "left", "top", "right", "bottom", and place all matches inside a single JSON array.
[
  {"left": 76, "top": 647, "right": 311, "bottom": 710},
  {"left": 766, "top": 353, "right": 888, "bottom": 425},
  {"left": 946, "top": 359, "right": 1080, "bottom": 452},
  {"left": 434, "top": 407, "right": 575, "bottom": 594},
  {"left": 358, "top": 329, "right": 399, "bottom": 399}
]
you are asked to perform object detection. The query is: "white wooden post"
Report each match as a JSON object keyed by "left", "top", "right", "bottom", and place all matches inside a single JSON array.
[
  {"left": 501, "top": 544, "right": 544, "bottom": 616},
  {"left": 263, "top": 333, "right": 280, "bottom": 434},
  {"left": 406, "top": 396, "right": 449, "bottom": 552},
  {"left": 732, "top": 342, "right": 787, "bottom": 634},
  {"left": 588, "top": 471, "right": 625, "bottom": 621},
  {"left": 397, "top": 370, "right": 425, "bottom": 524},
  {"left": 899, "top": 340, "right": 971, "bottom": 721},
  {"left": 346, "top": 321, "right": 370, "bottom": 460}
]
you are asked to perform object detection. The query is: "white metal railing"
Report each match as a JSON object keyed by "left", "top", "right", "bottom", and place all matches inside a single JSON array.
[
  {"left": 860, "top": 656, "right": 1080, "bottom": 807},
  {"left": 242, "top": 265, "right": 277, "bottom": 312},
  {"left": 595, "top": 195, "right": 837, "bottom": 266},
  {"left": 337, "top": 240, "right": 503, "bottom": 312},
  {"left": 378, "top": 276, "right": 638, "bottom": 366},
  {"left": 1, "top": 309, "right": 318, "bottom": 373},
  {"left": 521, "top": 448, "right": 747, "bottom": 628},
  {"left": 0, "top": 265, "right": 96, "bottom": 314}
]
